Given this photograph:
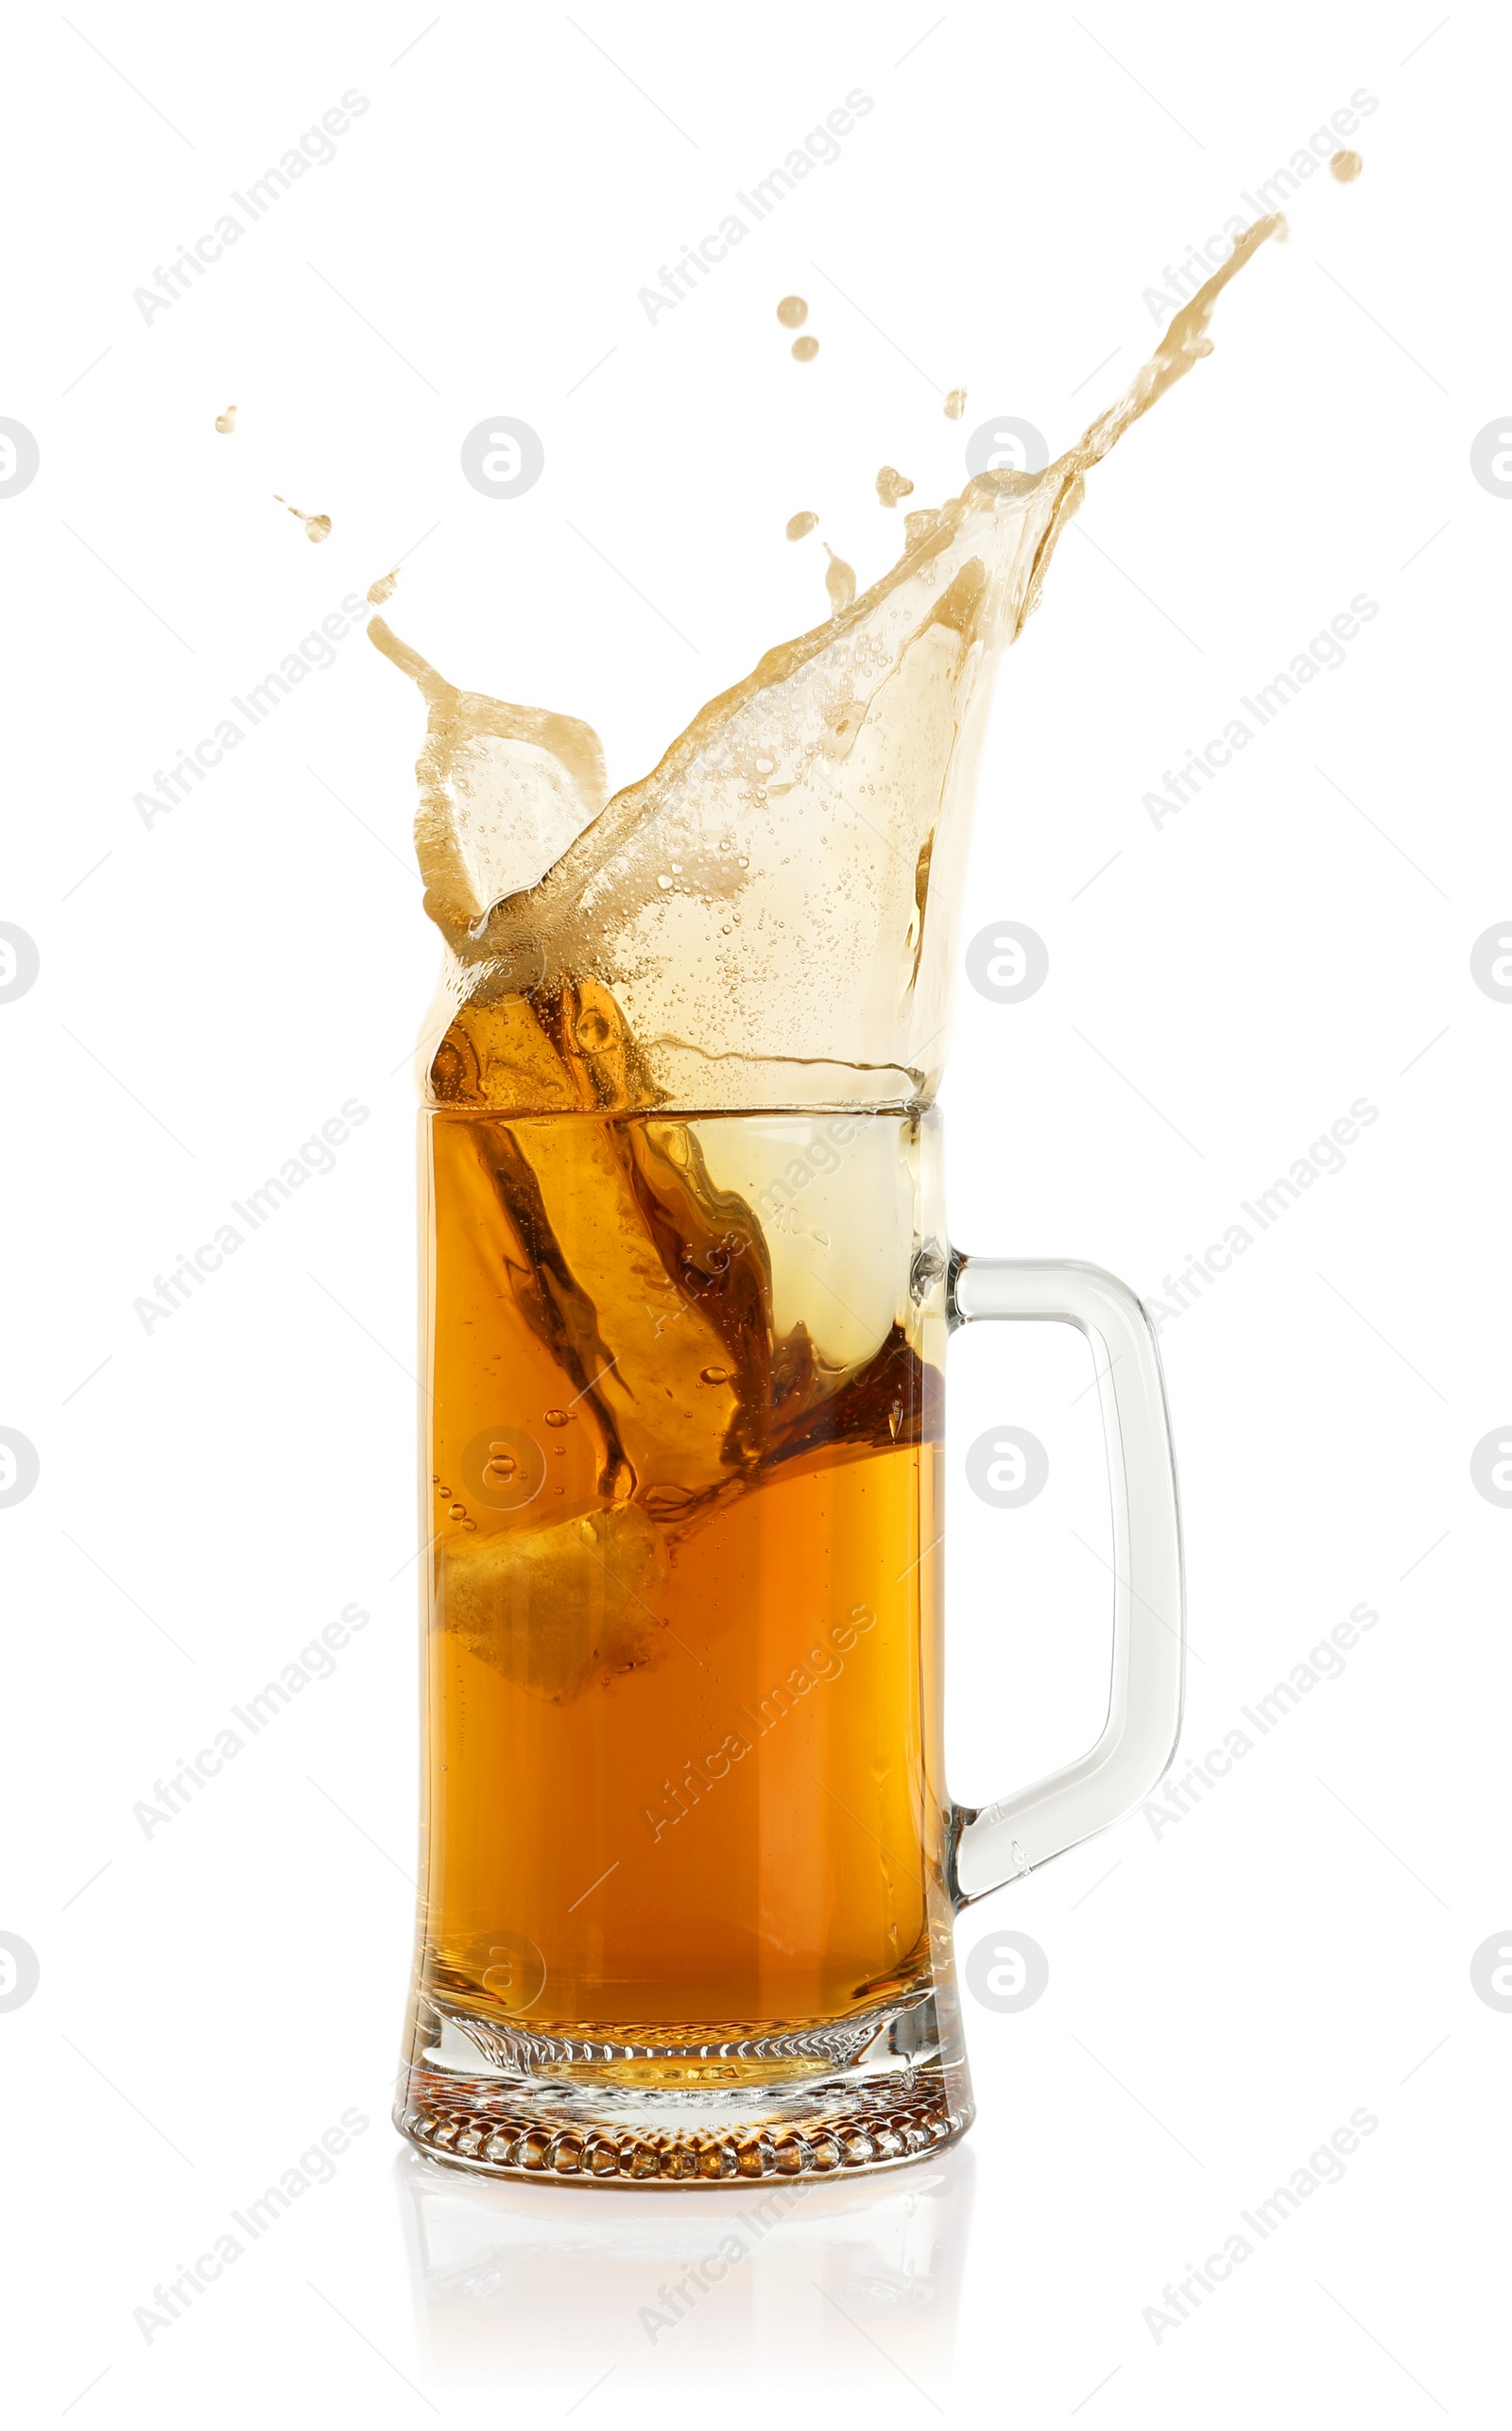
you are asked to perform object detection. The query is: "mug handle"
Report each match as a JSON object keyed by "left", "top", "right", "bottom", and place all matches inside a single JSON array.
[{"left": 947, "top": 1253, "right": 1185, "bottom": 1905}]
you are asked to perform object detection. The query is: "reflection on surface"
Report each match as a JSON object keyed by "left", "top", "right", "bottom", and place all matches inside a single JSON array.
[{"left": 395, "top": 2141, "right": 975, "bottom": 2393}]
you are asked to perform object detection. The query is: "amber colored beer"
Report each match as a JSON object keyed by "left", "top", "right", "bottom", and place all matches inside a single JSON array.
[{"left": 417, "top": 1106, "right": 946, "bottom": 2074}]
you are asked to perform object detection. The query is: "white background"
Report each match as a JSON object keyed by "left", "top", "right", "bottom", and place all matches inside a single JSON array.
[{"left": 3, "top": 1, "right": 1506, "bottom": 2421}]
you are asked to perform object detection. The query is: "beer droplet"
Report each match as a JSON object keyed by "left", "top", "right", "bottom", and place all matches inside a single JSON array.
[
  {"left": 215, "top": 404, "right": 237, "bottom": 435},
  {"left": 274, "top": 494, "right": 332, "bottom": 543},
  {"left": 1329, "top": 149, "right": 1363, "bottom": 182},
  {"left": 943, "top": 388, "right": 967, "bottom": 421},
  {"left": 368, "top": 569, "right": 399, "bottom": 604},
  {"left": 876, "top": 465, "right": 914, "bottom": 508},
  {"left": 776, "top": 295, "right": 808, "bottom": 328},
  {"left": 823, "top": 544, "right": 855, "bottom": 614},
  {"left": 785, "top": 510, "right": 818, "bottom": 541},
  {"left": 791, "top": 336, "right": 819, "bottom": 363}
]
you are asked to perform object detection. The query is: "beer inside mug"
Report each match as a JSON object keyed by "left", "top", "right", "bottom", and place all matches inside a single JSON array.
[{"left": 424, "top": 1109, "right": 946, "bottom": 2076}]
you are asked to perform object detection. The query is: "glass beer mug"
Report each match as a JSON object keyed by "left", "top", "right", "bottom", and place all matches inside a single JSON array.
[{"left": 382, "top": 437, "right": 1184, "bottom": 2184}]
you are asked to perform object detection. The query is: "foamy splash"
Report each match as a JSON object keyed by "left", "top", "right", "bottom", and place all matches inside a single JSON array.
[{"left": 373, "top": 217, "right": 1283, "bottom": 1116}]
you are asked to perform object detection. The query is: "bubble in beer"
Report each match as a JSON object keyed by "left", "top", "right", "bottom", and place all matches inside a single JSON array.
[
  {"left": 699, "top": 1366, "right": 730, "bottom": 1385},
  {"left": 215, "top": 404, "right": 237, "bottom": 435},
  {"left": 943, "top": 388, "right": 967, "bottom": 420},
  {"left": 776, "top": 295, "right": 808, "bottom": 327},
  {"left": 791, "top": 336, "right": 820, "bottom": 363},
  {"left": 785, "top": 510, "right": 818, "bottom": 541},
  {"left": 1329, "top": 149, "right": 1363, "bottom": 182},
  {"left": 544, "top": 1409, "right": 571, "bottom": 1427},
  {"left": 368, "top": 568, "right": 400, "bottom": 604},
  {"left": 876, "top": 466, "right": 914, "bottom": 509},
  {"left": 823, "top": 544, "right": 855, "bottom": 614}
]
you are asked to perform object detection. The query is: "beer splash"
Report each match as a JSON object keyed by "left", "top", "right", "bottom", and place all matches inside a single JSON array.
[
  {"left": 428, "top": 1103, "right": 928, "bottom": 1707},
  {"left": 822, "top": 542, "right": 856, "bottom": 612},
  {"left": 215, "top": 403, "right": 237, "bottom": 435},
  {"left": 876, "top": 465, "right": 915, "bottom": 507},
  {"left": 784, "top": 510, "right": 818, "bottom": 541},
  {"left": 368, "top": 568, "right": 400, "bottom": 604},
  {"left": 943, "top": 388, "right": 967, "bottom": 421},
  {"left": 275, "top": 494, "right": 332, "bottom": 543},
  {"left": 791, "top": 336, "right": 820, "bottom": 362},
  {"left": 371, "top": 213, "right": 1283, "bottom": 1121},
  {"left": 1329, "top": 148, "right": 1363, "bottom": 182}
]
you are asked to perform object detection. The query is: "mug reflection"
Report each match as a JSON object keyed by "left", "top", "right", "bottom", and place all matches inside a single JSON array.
[{"left": 396, "top": 2139, "right": 975, "bottom": 2394}]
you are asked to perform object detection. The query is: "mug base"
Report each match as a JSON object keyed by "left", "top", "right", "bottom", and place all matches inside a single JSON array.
[{"left": 394, "top": 2055, "right": 973, "bottom": 2185}]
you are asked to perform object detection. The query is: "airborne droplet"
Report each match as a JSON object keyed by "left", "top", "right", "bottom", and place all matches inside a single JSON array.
[
  {"left": 785, "top": 510, "right": 818, "bottom": 541},
  {"left": 776, "top": 295, "right": 808, "bottom": 328},
  {"left": 274, "top": 494, "right": 332, "bottom": 543},
  {"left": 823, "top": 544, "right": 856, "bottom": 614}
]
